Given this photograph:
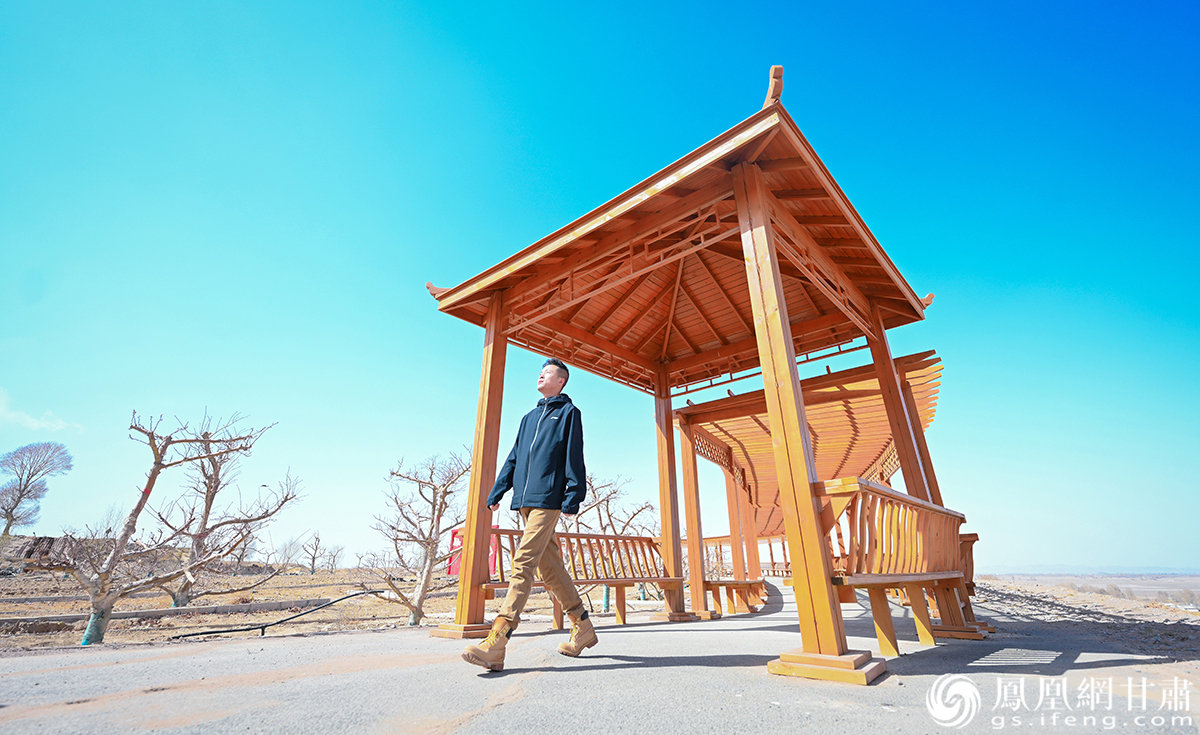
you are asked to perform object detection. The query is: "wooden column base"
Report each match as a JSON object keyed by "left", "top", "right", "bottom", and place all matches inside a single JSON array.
[
  {"left": 430, "top": 623, "right": 491, "bottom": 639},
  {"left": 767, "top": 649, "right": 886, "bottom": 685},
  {"left": 931, "top": 624, "right": 987, "bottom": 640},
  {"left": 652, "top": 611, "right": 700, "bottom": 622}
]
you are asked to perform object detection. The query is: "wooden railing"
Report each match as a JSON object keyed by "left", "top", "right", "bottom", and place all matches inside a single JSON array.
[
  {"left": 817, "top": 477, "right": 966, "bottom": 579},
  {"left": 959, "top": 532, "right": 979, "bottom": 594},
  {"left": 490, "top": 528, "right": 672, "bottom": 584},
  {"left": 702, "top": 534, "right": 790, "bottom": 576}
]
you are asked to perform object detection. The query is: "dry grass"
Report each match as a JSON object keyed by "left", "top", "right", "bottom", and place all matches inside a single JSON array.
[{"left": 0, "top": 567, "right": 571, "bottom": 650}]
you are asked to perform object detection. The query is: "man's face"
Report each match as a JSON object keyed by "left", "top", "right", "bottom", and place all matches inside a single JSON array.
[{"left": 536, "top": 365, "right": 566, "bottom": 396}]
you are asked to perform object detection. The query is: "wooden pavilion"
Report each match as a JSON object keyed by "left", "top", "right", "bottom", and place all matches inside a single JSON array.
[{"left": 426, "top": 68, "right": 982, "bottom": 684}]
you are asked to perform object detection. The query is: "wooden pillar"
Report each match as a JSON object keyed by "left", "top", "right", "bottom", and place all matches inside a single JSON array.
[
  {"left": 433, "top": 292, "right": 507, "bottom": 639},
  {"left": 653, "top": 368, "right": 690, "bottom": 618},
  {"left": 679, "top": 420, "right": 715, "bottom": 618},
  {"left": 866, "top": 306, "right": 931, "bottom": 502},
  {"left": 723, "top": 471, "right": 748, "bottom": 581},
  {"left": 738, "top": 483, "right": 763, "bottom": 580},
  {"left": 902, "top": 379, "right": 944, "bottom": 506},
  {"left": 734, "top": 163, "right": 882, "bottom": 684}
]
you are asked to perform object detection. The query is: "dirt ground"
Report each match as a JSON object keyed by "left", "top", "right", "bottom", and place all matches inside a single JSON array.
[
  {"left": 3, "top": 569, "right": 1198, "bottom": 655},
  {"left": 0, "top": 567, "right": 664, "bottom": 650},
  {"left": 0, "top": 568, "right": 543, "bottom": 649}
]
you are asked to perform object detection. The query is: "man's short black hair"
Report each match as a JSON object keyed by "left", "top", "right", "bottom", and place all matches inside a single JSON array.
[{"left": 543, "top": 358, "right": 569, "bottom": 385}]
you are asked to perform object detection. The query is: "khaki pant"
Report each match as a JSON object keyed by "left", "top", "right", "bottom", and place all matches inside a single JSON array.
[{"left": 497, "top": 508, "right": 585, "bottom": 628}]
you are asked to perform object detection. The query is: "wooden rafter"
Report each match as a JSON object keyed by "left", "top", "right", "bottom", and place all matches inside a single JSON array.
[
  {"left": 693, "top": 251, "right": 752, "bottom": 334},
  {"left": 504, "top": 219, "right": 740, "bottom": 337},
  {"left": 607, "top": 273, "right": 677, "bottom": 345},
  {"left": 659, "top": 263, "right": 685, "bottom": 361},
  {"left": 678, "top": 270, "right": 726, "bottom": 346},
  {"left": 586, "top": 272, "right": 652, "bottom": 332}
]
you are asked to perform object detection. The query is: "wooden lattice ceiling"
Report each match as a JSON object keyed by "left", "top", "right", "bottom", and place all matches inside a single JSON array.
[{"left": 428, "top": 104, "right": 930, "bottom": 394}]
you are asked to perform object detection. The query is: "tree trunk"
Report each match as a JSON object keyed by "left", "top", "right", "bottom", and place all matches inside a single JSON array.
[
  {"left": 2, "top": 517, "right": 13, "bottom": 536},
  {"left": 80, "top": 597, "right": 116, "bottom": 645},
  {"left": 171, "top": 588, "right": 192, "bottom": 607}
]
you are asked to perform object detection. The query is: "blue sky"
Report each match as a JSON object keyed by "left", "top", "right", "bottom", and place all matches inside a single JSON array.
[{"left": 1, "top": 2, "right": 1197, "bottom": 572}]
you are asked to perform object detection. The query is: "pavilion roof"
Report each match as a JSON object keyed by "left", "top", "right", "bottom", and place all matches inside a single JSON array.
[
  {"left": 428, "top": 102, "right": 930, "bottom": 394},
  {"left": 675, "top": 351, "right": 941, "bottom": 537}
]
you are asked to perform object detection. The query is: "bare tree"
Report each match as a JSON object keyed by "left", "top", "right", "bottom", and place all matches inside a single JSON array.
[
  {"left": 555, "top": 476, "right": 660, "bottom": 607},
  {"left": 322, "top": 545, "right": 344, "bottom": 572},
  {"left": 151, "top": 420, "right": 300, "bottom": 606},
  {"left": 364, "top": 452, "right": 469, "bottom": 625},
  {"left": 302, "top": 533, "right": 324, "bottom": 574},
  {"left": 267, "top": 534, "right": 304, "bottom": 570},
  {"left": 559, "top": 475, "right": 657, "bottom": 536},
  {"left": 27, "top": 413, "right": 267, "bottom": 645},
  {"left": 0, "top": 441, "right": 73, "bottom": 536}
]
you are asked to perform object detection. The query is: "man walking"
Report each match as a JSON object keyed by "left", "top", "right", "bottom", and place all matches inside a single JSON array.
[{"left": 462, "top": 358, "right": 597, "bottom": 672}]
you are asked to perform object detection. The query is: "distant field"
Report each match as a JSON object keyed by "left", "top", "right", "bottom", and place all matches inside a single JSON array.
[{"left": 983, "top": 574, "right": 1200, "bottom": 602}]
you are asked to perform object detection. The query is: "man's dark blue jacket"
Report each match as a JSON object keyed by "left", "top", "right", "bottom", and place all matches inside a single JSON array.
[{"left": 488, "top": 393, "right": 585, "bottom": 515}]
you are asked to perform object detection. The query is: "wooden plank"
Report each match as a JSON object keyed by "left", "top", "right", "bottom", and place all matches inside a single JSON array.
[{"left": 733, "top": 161, "right": 847, "bottom": 657}]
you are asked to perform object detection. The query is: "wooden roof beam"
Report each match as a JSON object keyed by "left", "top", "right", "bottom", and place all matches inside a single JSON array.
[
  {"left": 504, "top": 222, "right": 740, "bottom": 337},
  {"left": 756, "top": 157, "right": 810, "bottom": 172},
  {"left": 667, "top": 312, "right": 846, "bottom": 375},
  {"left": 506, "top": 183, "right": 733, "bottom": 309},
  {"left": 763, "top": 188, "right": 876, "bottom": 339},
  {"left": 534, "top": 316, "right": 659, "bottom": 373},
  {"left": 775, "top": 188, "right": 831, "bottom": 200}
]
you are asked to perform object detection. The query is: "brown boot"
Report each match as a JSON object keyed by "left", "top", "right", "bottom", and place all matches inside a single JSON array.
[
  {"left": 462, "top": 618, "right": 512, "bottom": 672},
  {"left": 557, "top": 610, "right": 597, "bottom": 657}
]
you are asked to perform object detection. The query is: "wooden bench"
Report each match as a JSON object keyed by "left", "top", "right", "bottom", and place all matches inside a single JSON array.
[
  {"left": 703, "top": 579, "right": 766, "bottom": 615},
  {"left": 819, "top": 477, "right": 993, "bottom": 657},
  {"left": 482, "top": 529, "right": 684, "bottom": 627}
]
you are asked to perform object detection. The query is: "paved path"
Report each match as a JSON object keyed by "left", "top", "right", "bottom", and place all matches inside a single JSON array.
[{"left": 1, "top": 583, "right": 1196, "bottom": 734}]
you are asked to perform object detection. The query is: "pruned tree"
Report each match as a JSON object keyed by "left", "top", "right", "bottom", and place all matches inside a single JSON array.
[
  {"left": 27, "top": 413, "right": 267, "bottom": 645},
  {"left": 150, "top": 419, "right": 300, "bottom": 606},
  {"left": 558, "top": 475, "right": 657, "bottom": 536},
  {"left": 0, "top": 441, "right": 73, "bottom": 536},
  {"left": 302, "top": 533, "right": 324, "bottom": 574},
  {"left": 267, "top": 534, "right": 304, "bottom": 570},
  {"left": 323, "top": 545, "right": 344, "bottom": 572},
  {"left": 363, "top": 452, "right": 469, "bottom": 625}
]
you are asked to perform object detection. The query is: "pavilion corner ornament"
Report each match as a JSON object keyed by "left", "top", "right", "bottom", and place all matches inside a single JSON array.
[{"left": 425, "top": 66, "right": 987, "bottom": 684}]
